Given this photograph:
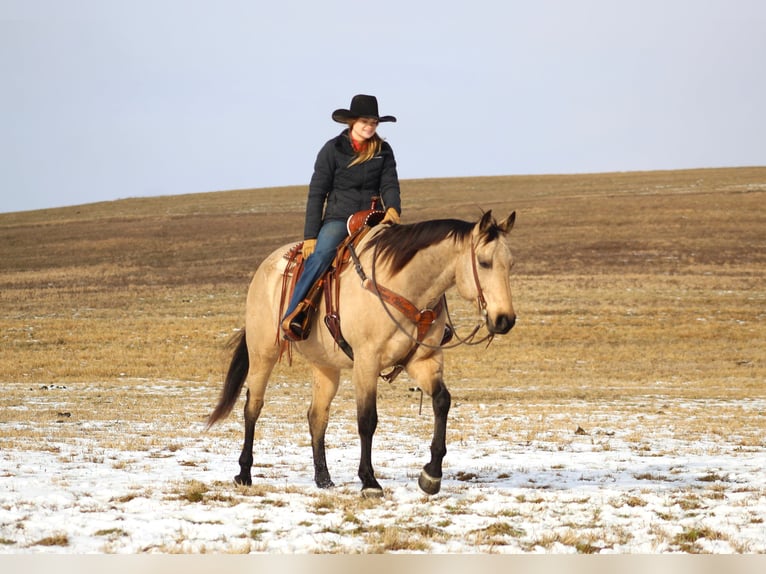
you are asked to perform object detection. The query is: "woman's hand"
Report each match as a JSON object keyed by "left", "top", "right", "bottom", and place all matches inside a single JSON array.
[
  {"left": 302, "top": 239, "right": 316, "bottom": 258},
  {"left": 381, "top": 207, "right": 400, "bottom": 225}
]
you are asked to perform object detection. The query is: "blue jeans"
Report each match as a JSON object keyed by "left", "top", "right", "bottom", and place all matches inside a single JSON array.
[{"left": 283, "top": 219, "right": 348, "bottom": 318}]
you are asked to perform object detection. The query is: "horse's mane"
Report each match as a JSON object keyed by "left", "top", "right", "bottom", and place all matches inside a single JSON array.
[{"left": 361, "top": 218, "right": 475, "bottom": 275}]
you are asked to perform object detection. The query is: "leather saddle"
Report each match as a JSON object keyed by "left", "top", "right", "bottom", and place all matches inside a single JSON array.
[{"left": 278, "top": 207, "right": 384, "bottom": 342}]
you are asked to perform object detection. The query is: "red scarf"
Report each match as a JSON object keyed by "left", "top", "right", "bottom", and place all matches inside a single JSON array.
[{"left": 350, "top": 135, "right": 366, "bottom": 153}]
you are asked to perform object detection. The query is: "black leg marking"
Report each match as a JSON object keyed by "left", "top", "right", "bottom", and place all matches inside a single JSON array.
[{"left": 420, "top": 382, "right": 451, "bottom": 494}]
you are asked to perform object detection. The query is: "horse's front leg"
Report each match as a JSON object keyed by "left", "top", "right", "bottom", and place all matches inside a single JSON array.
[
  {"left": 308, "top": 365, "right": 340, "bottom": 489},
  {"left": 408, "top": 352, "right": 451, "bottom": 495},
  {"left": 354, "top": 367, "right": 383, "bottom": 496},
  {"left": 419, "top": 380, "right": 451, "bottom": 495}
]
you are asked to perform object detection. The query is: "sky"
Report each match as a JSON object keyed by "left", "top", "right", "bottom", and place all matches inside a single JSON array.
[{"left": 1, "top": 0, "right": 765, "bottom": 214}]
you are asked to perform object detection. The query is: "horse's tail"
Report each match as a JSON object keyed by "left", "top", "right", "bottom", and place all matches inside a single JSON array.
[{"left": 206, "top": 329, "right": 249, "bottom": 428}]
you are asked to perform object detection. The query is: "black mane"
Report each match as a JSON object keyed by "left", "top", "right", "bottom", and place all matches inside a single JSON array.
[{"left": 361, "top": 218, "right": 475, "bottom": 275}]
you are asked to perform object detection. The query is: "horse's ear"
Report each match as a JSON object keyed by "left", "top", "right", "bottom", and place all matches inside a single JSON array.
[
  {"left": 498, "top": 211, "right": 516, "bottom": 234},
  {"left": 479, "top": 210, "right": 494, "bottom": 232}
]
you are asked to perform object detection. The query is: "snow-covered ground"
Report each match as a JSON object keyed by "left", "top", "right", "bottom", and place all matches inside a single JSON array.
[{"left": 0, "top": 382, "right": 764, "bottom": 554}]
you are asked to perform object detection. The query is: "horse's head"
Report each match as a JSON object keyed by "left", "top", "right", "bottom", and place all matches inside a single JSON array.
[{"left": 456, "top": 210, "right": 517, "bottom": 334}]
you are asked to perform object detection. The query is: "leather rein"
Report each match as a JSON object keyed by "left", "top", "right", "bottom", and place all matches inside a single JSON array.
[
  {"left": 349, "top": 233, "right": 495, "bottom": 358},
  {"left": 317, "top": 223, "right": 495, "bottom": 384}
]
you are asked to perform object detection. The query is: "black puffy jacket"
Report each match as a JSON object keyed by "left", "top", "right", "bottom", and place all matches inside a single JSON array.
[{"left": 303, "top": 129, "right": 401, "bottom": 239}]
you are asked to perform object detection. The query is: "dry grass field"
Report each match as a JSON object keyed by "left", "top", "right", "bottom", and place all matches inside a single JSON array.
[{"left": 1, "top": 167, "right": 765, "bottom": 553}]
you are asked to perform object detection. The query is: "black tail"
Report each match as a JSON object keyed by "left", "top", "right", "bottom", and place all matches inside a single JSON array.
[{"left": 206, "top": 329, "right": 249, "bottom": 428}]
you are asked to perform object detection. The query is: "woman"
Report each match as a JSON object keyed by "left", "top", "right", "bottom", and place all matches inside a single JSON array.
[{"left": 281, "top": 94, "right": 402, "bottom": 340}]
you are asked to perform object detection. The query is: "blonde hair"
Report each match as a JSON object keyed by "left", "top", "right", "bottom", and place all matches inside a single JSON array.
[{"left": 346, "top": 120, "right": 383, "bottom": 167}]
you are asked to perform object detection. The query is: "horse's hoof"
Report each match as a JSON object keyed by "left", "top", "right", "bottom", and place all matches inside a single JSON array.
[
  {"left": 361, "top": 487, "right": 384, "bottom": 499},
  {"left": 234, "top": 474, "right": 252, "bottom": 486},
  {"left": 316, "top": 477, "right": 336, "bottom": 489},
  {"left": 418, "top": 470, "right": 441, "bottom": 495}
]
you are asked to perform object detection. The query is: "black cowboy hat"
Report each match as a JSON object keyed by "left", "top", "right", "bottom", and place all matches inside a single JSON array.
[{"left": 332, "top": 94, "right": 397, "bottom": 123}]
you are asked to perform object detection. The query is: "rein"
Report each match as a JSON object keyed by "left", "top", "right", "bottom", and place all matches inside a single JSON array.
[{"left": 349, "top": 234, "right": 495, "bottom": 356}]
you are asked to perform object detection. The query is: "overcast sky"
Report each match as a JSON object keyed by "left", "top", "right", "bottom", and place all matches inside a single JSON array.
[{"left": 1, "top": 0, "right": 764, "bottom": 213}]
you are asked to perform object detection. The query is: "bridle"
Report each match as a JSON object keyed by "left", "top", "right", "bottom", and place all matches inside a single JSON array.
[
  {"left": 357, "top": 233, "right": 496, "bottom": 352},
  {"left": 470, "top": 237, "right": 490, "bottom": 325}
]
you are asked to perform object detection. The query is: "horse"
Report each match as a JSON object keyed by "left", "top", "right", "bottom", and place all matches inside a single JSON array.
[{"left": 207, "top": 210, "right": 517, "bottom": 497}]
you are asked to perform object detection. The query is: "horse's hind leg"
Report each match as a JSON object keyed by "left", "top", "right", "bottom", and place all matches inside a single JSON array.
[
  {"left": 407, "top": 353, "right": 451, "bottom": 495},
  {"left": 236, "top": 350, "right": 279, "bottom": 486},
  {"left": 307, "top": 365, "right": 340, "bottom": 488}
]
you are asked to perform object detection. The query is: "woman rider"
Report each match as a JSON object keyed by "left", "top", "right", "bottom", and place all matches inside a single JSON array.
[{"left": 281, "top": 94, "right": 401, "bottom": 340}]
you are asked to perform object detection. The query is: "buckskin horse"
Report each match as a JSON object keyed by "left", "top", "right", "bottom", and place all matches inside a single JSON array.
[{"left": 207, "top": 210, "right": 516, "bottom": 497}]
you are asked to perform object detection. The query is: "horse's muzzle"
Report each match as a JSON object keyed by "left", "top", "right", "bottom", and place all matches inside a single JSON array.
[{"left": 489, "top": 313, "right": 516, "bottom": 334}]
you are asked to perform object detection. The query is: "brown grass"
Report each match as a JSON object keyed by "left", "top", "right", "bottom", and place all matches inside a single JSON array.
[
  {"left": 2, "top": 167, "right": 764, "bottom": 393},
  {"left": 2, "top": 168, "right": 764, "bottom": 435},
  {"left": 31, "top": 533, "right": 69, "bottom": 547}
]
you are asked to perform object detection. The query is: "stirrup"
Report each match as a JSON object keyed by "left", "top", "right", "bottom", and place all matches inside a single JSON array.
[
  {"left": 281, "top": 309, "right": 308, "bottom": 341},
  {"left": 281, "top": 277, "right": 324, "bottom": 342}
]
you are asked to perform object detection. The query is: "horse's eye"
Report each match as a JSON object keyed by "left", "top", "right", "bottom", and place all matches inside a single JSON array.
[{"left": 478, "top": 259, "right": 492, "bottom": 270}]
